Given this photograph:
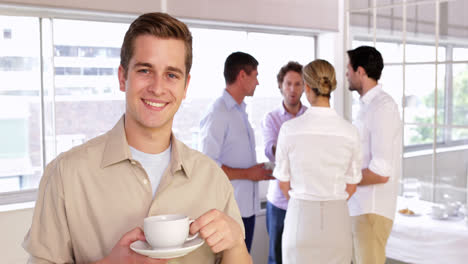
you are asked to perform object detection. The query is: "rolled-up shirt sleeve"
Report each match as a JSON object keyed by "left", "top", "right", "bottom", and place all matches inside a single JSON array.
[
  {"left": 345, "top": 127, "right": 363, "bottom": 184},
  {"left": 199, "top": 111, "right": 226, "bottom": 167},
  {"left": 261, "top": 113, "right": 278, "bottom": 162},
  {"left": 273, "top": 126, "right": 291, "bottom": 182},
  {"left": 368, "top": 102, "right": 400, "bottom": 178}
]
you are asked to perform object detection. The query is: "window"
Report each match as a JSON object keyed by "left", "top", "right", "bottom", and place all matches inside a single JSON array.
[
  {"left": 347, "top": 0, "right": 468, "bottom": 203},
  {"left": 0, "top": 16, "right": 41, "bottom": 195},
  {"left": 0, "top": 12, "right": 317, "bottom": 205}
]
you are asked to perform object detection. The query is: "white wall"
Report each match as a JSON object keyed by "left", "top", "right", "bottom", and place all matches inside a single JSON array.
[
  {"left": 2, "top": 0, "right": 339, "bottom": 31},
  {"left": 0, "top": 206, "right": 33, "bottom": 264}
]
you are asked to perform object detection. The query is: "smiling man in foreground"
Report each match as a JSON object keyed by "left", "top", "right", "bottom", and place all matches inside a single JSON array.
[{"left": 23, "top": 12, "right": 251, "bottom": 264}]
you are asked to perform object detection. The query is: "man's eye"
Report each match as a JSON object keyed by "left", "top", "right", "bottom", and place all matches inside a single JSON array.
[
  {"left": 168, "top": 73, "right": 179, "bottom": 79},
  {"left": 138, "top": 69, "right": 149, "bottom": 74}
]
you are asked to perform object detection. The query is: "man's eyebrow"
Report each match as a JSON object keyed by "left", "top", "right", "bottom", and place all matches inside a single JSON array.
[
  {"left": 134, "top": 62, "right": 153, "bottom": 68},
  {"left": 167, "top": 66, "right": 185, "bottom": 76}
]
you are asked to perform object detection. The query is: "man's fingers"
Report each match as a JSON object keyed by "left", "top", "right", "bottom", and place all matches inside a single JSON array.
[
  {"left": 190, "top": 209, "right": 219, "bottom": 234},
  {"left": 210, "top": 238, "right": 230, "bottom": 253},
  {"left": 120, "top": 227, "right": 145, "bottom": 246},
  {"left": 205, "top": 229, "right": 224, "bottom": 248},
  {"left": 146, "top": 258, "right": 169, "bottom": 263},
  {"left": 198, "top": 221, "right": 217, "bottom": 239}
]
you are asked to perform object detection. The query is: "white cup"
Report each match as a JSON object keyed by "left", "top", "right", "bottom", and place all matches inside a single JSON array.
[
  {"left": 144, "top": 214, "right": 198, "bottom": 249},
  {"left": 446, "top": 202, "right": 461, "bottom": 216},
  {"left": 431, "top": 205, "right": 447, "bottom": 219}
]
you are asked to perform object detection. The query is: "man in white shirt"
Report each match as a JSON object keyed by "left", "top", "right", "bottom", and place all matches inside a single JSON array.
[{"left": 346, "top": 46, "right": 402, "bottom": 264}]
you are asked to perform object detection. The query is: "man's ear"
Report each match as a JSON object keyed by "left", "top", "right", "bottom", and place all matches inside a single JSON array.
[
  {"left": 357, "top": 66, "right": 367, "bottom": 77},
  {"left": 183, "top": 74, "right": 191, "bottom": 99},
  {"left": 118, "top": 65, "right": 126, "bottom": 92},
  {"left": 238, "top": 69, "right": 246, "bottom": 81}
]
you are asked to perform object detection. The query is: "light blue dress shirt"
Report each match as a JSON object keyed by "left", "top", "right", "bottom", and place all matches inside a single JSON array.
[{"left": 199, "top": 90, "right": 258, "bottom": 217}]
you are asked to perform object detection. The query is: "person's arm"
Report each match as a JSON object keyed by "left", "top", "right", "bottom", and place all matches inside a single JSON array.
[
  {"left": 261, "top": 112, "right": 278, "bottom": 162},
  {"left": 345, "top": 183, "right": 357, "bottom": 200},
  {"left": 274, "top": 128, "right": 291, "bottom": 200},
  {"left": 221, "top": 164, "right": 274, "bottom": 181},
  {"left": 199, "top": 110, "right": 226, "bottom": 167},
  {"left": 279, "top": 181, "right": 291, "bottom": 200},
  {"left": 23, "top": 159, "right": 75, "bottom": 263},
  {"left": 358, "top": 168, "right": 389, "bottom": 185},
  {"left": 359, "top": 102, "right": 400, "bottom": 186},
  {"left": 345, "top": 127, "right": 363, "bottom": 192},
  {"left": 190, "top": 210, "right": 251, "bottom": 264}
]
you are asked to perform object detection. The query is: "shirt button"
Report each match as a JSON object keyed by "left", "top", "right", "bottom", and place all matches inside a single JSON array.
[
  {"left": 130, "top": 160, "right": 136, "bottom": 165},
  {"left": 143, "top": 179, "right": 148, "bottom": 185}
]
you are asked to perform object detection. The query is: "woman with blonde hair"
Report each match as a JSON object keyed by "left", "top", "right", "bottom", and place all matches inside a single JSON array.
[{"left": 273, "top": 59, "right": 362, "bottom": 263}]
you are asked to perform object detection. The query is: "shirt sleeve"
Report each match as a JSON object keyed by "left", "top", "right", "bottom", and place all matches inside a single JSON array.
[
  {"left": 273, "top": 126, "right": 291, "bottom": 182},
  {"left": 199, "top": 110, "right": 226, "bottom": 167},
  {"left": 218, "top": 168, "right": 245, "bottom": 263},
  {"left": 23, "top": 158, "right": 74, "bottom": 263},
  {"left": 261, "top": 113, "right": 278, "bottom": 162},
  {"left": 344, "top": 128, "right": 363, "bottom": 184},
  {"left": 367, "top": 101, "right": 401, "bottom": 178}
]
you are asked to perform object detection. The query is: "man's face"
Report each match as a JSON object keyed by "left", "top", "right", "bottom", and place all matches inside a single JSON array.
[
  {"left": 118, "top": 35, "right": 190, "bottom": 133},
  {"left": 280, "top": 71, "right": 304, "bottom": 108},
  {"left": 346, "top": 62, "right": 362, "bottom": 94},
  {"left": 244, "top": 69, "right": 259, "bottom": 97}
]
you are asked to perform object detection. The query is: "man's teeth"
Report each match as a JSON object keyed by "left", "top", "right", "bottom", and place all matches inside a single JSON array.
[{"left": 145, "top": 100, "right": 165, "bottom": 107}]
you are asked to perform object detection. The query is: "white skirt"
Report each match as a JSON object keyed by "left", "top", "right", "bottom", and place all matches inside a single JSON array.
[{"left": 282, "top": 198, "right": 352, "bottom": 264}]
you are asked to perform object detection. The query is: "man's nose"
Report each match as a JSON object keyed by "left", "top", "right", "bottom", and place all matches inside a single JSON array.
[{"left": 147, "top": 75, "right": 164, "bottom": 94}]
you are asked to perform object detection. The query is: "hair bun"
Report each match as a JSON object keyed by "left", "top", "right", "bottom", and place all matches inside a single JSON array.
[
  {"left": 320, "top": 76, "right": 330, "bottom": 85},
  {"left": 318, "top": 76, "right": 331, "bottom": 95}
]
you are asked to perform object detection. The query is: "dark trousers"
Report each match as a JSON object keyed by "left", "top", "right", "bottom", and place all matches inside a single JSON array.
[
  {"left": 242, "top": 215, "right": 256, "bottom": 252},
  {"left": 266, "top": 201, "right": 286, "bottom": 264}
]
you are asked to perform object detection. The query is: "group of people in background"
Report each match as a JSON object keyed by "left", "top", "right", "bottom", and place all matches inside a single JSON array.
[
  {"left": 199, "top": 46, "right": 401, "bottom": 264},
  {"left": 23, "top": 11, "right": 402, "bottom": 264}
]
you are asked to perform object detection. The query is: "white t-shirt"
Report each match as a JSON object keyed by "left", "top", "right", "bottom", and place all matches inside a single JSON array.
[
  {"left": 274, "top": 107, "right": 362, "bottom": 201},
  {"left": 348, "top": 84, "right": 402, "bottom": 220},
  {"left": 130, "top": 145, "right": 171, "bottom": 197}
]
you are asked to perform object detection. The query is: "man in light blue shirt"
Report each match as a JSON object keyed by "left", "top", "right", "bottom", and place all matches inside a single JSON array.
[{"left": 200, "top": 52, "right": 274, "bottom": 252}]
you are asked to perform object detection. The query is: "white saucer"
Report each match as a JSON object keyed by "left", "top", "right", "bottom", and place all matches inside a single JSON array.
[{"left": 130, "top": 238, "right": 204, "bottom": 259}]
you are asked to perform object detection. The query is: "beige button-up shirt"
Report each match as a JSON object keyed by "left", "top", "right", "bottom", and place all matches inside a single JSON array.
[{"left": 23, "top": 116, "right": 243, "bottom": 264}]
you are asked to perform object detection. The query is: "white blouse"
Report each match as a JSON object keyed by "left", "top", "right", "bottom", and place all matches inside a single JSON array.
[{"left": 274, "top": 107, "right": 362, "bottom": 201}]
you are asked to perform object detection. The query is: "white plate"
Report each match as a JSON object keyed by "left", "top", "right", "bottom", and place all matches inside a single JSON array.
[{"left": 130, "top": 237, "right": 204, "bottom": 259}]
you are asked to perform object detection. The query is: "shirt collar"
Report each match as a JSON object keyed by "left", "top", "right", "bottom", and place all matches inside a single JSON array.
[
  {"left": 360, "top": 84, "right": 382, "bottom": 105},
  {"left": 222, "top": 89, "right": 246, "bottom": 111},
  {"left": 305, "top": 106, "right": 337, "bottom": 116},
  {"left": 101, "top": 115, "right": 191, "bottom": 178},
  {"left": 280, "top": 102, "right": 307, "bottom": 116}
]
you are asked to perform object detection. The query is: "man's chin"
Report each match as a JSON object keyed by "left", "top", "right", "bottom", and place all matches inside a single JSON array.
[{"left": 286, "top": 100, "right": 301, "bottom": 107}]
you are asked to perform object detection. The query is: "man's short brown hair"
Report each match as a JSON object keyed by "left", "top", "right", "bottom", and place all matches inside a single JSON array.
[
  {"left": 277, "top": 61, "right": 303, "bottom": 89},
  {"left": 120, "top": 12, "right": 193, "bottom": 77}
]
